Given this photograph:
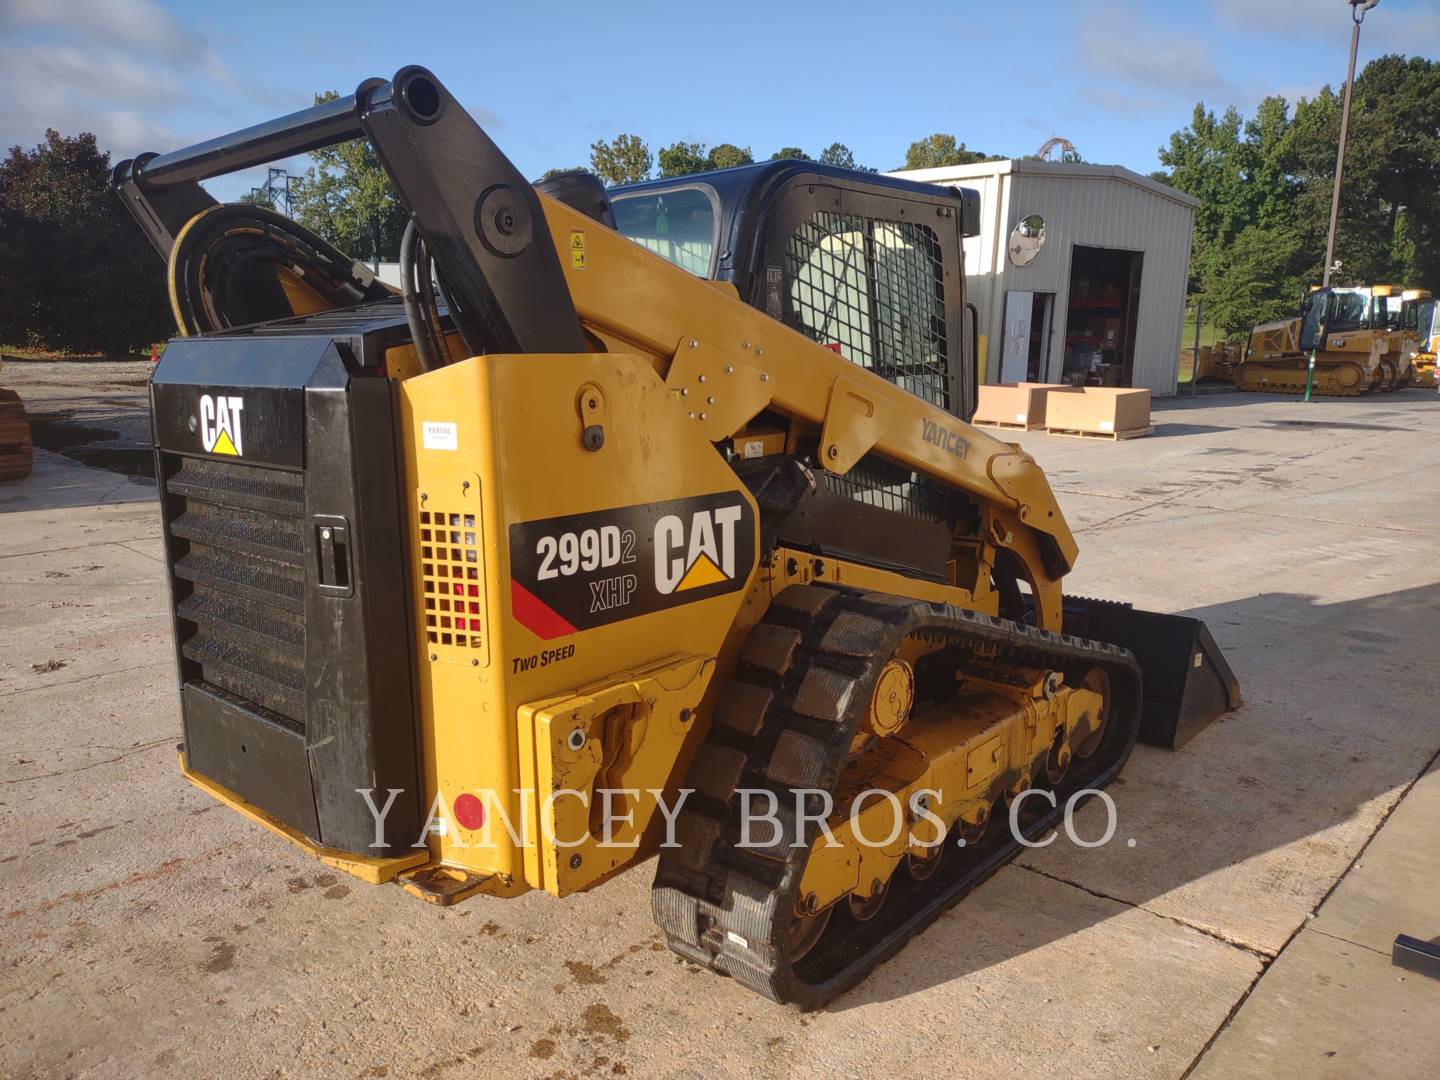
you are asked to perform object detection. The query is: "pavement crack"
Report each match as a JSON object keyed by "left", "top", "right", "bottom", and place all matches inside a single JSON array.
[
  {"left": 0, "top": 660, "right": 170, "bottom": 700},
  {"left": 117, "top": 540, "right": 165, "bottom": 563},
  {"left": 1182, "top": 740, "right": 1440, "bottom": 1079},
  {"left": 2, "top": 738, "right": 171, "bottom": 784},
  {"left": 1301, "top": 925, "right": 1391, "bottom": 959},
  {"left": 1017, "top": 863, "right": 1275, "bottom": 961}
]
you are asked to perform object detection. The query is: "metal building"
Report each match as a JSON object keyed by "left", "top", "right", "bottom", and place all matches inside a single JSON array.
[{"left": 890, "top": 160, "right": 1198, "bottom": 396}]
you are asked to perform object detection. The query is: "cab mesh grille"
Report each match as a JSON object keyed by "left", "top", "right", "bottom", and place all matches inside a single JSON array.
[{"left": 784, "top": 211, "right": 951, "bottom": 410}]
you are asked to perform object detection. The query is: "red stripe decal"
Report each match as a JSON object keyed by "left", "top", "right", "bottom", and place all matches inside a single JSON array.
[{"left": 510, "top": 580, "right": 578, "bottom": 640}]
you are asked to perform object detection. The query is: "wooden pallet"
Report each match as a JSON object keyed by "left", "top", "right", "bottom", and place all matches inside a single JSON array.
[
  {"left": 1045, "top": 425, "right": 1153, "bottom": 442},
  {"left": 974, "top": 419, "right": 1043, "bottom": 432}
]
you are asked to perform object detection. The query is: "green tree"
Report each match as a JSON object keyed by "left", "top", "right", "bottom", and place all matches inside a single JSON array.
[
  {"left": 589, "top": 134, "right": 652, "bottom": 185},
  {"left": 770, "top": 146, "right": 810, "bottom": 161},
  {"left": 1198, "top": 225, "right": 1304, "bottom": 338},
  {"left": 539, "top": 167, "right": 590, "bottom": 180},
  {"left": 1157, "top": 55, "right": 1440, "bottom": 327},
  {"left": 706, "top": 143, "right": 753, "bottom": 170},
  {"left": 818, "top": 143, "right": 856, "bottom": 169},
  {"left": 901, "top": 134, "right": 997, "bottom": 170},
  {"left": 658, "top": 141, "right": 708, "bottom": 178},
  {"left": 289, "top": 91, "right": 408, "bottom": 261},
  {"left": 0, "top": 129, "right": 170, "bottom": 352}
]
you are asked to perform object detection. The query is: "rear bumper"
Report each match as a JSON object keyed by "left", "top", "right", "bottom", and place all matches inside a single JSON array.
[{"left": 180, "top": 753, "right": 428, "bottom": 884}]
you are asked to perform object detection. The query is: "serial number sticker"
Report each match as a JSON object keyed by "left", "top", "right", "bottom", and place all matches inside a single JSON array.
[
  {"left": 423, "top": 422, "right": 458, "bottom": 450},
  {"left": 742, "top": 439, "right": 765, "bottom": 459}
]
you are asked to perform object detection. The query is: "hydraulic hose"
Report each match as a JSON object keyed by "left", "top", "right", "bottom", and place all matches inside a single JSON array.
[
  {"left": 167, "top": 203, "right": 390, "bottom": 335},
  {"left": 400, "top": 218, "right": 446, "bottom": 371}
]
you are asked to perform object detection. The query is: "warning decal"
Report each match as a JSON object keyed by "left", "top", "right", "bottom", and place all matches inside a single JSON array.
[
  {"left": 508, "top": 492, "right": 756, "bottom": 639},
  {"left": 569, "top": 229, "right": 587, "bottom": 269}
]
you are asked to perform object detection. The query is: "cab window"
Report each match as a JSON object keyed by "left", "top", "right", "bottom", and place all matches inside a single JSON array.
[{"left": 611, "top": 186, "right": 719, "bottom": 278}]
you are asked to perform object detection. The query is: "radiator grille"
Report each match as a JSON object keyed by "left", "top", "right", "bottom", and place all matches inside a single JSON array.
[
  {"left": 165, "top": 456, "right": 306, "bottom": 727},
  {"left": 785, "top": 211, "right": 950, "bottom": 409},
  {"left": 419, "top": 509, "right": 484, "bottom": 649}
]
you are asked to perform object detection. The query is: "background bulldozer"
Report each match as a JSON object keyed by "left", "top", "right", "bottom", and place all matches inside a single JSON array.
[
  {"left": 1237, "top": 283, "right": 1424, "bottom": 395},
  {"left": 113, "top": 65, "right": 1238, "bottom": 1008}
]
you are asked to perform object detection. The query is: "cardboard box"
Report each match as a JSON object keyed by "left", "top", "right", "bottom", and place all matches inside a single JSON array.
[
  {"left": 1045, "top": 387, "right": 1151, "bottom": 437},
  {"left": 972, "top": 382, "right": 1081, "bottom": 430}
]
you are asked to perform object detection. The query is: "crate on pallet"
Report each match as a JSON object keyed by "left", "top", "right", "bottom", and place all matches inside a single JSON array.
[
  {"left": 972, "top": 382, "right": 1081, "bottom": 432},
  {"left": 1045, "top": 387, "right": 1152, "bottom": 441}
]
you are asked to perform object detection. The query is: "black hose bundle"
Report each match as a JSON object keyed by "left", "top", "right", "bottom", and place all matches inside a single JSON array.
[
  {"left": 399, "top": 218, "right": 451, "bottom": 372},
  {"left": 167, "top": 204, "right": 392, "bottom": 336}
]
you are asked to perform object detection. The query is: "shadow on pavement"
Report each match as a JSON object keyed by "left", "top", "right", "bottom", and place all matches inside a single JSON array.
[{"left": 829, "top": 580, "right": 1440, "bottom": 1010}]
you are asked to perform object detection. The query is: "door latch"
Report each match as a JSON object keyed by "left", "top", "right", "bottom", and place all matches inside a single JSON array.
[{"left": 313, "top": 514, "right": 353, "bottom": 596}]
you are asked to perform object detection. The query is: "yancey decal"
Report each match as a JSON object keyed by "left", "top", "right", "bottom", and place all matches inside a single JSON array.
[
  {"left": 199, "top": 394, "right": 245, "bottom": 456},
  {"left": 921, "top": 416, "right": 968, "bottom": 460},
  {"left": 508, "top": 492, "right": 756, "bottom": 639}
]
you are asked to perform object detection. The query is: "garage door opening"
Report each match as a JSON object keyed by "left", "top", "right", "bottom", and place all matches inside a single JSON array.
[{"left": 1063, "top": 246, "right": 1143, "bottom": 387}]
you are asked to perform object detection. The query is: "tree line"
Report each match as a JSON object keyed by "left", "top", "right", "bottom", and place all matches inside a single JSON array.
[
  {"left": 4, "top": 55, "right": 1434, "bottom": 354},
  {"left": 1154, "top": 54, "right": 1440, "bottom": 339},
  {"left": 563, "top": 131, "right": 1002, "bottom": 186}
]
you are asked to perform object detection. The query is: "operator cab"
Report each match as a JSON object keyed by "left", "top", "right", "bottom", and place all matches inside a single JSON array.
[{"left": 608, "top": 162, "right": 983, "bottom": 421}]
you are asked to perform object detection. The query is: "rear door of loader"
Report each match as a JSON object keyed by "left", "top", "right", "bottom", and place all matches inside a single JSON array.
[
  {"left": 754, "top": 179, "right": 971, "bottom": 420},
  {"left": 152, "top": 324, "right": 423, "bottom": 854}
]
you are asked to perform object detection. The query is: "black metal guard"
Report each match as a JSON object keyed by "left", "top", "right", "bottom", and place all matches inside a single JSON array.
[{"left": 113, "top": 66, "right": 586, "bottom": 357}]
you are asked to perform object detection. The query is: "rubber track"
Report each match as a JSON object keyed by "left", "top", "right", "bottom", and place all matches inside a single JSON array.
[{"left": 651, "top": 584, "right": 1143, "bottom": 1009}]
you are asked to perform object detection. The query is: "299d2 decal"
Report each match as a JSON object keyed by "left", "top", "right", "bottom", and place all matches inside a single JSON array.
[{"left": 508, "top": 493, "right": 756, "bottom": 640}]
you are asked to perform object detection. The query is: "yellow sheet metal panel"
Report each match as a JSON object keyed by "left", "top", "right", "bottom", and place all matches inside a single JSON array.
[{"left": 399, "top": 351, "right": 763, "bottom": 890}]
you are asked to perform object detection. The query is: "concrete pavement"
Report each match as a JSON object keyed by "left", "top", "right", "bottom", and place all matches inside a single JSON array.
[{"left": 1, "top": 375, "right": 1438, "bottom": 1079}]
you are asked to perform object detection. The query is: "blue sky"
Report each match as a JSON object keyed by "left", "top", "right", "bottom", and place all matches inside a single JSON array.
[{"left": 1, "top": 0, "right": 1436, "bottom": 201}]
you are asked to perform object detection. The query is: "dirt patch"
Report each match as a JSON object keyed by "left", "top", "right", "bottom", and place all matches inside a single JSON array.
[
  {"left": 565, "top": 960, "right": 605, "bottom": 986},
  {"left": 201, "top": 939, "right": 236, "bottom": 974},
  {"left": 581, "top": 1004, "right": 630, "bottom": 1042}
]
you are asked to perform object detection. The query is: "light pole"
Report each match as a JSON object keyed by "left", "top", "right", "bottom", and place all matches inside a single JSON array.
[{"left": 1322, "top": 0, "right": 1379, "bottom": 286}]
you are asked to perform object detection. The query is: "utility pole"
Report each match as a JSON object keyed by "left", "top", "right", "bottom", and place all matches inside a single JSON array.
[{"left": 1323, "top": 0, "right": 1380, "bottom": 286}]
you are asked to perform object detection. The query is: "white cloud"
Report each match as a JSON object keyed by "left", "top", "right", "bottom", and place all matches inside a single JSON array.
[
  {"left": 2, "top": 0, "right": 212, "bottom": 64},
  {"left": 1077, "top": 16, "right": 1238, "bottom": 103},
  {"left": 1212, "top": 0, "right": 1440, "bottom": 52},
  {"left": 0, "top": 0, "right": 231, "bottom": 159}
]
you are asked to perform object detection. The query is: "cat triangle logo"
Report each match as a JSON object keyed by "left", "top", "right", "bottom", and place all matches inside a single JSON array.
[
  {"left": 677, "top": 551, "right": 726, "bottom": 591},
  {"left": 654, "top": 503, "right": 745, "bottom": 596},
  {"left": 199, "top": 394, "right": 245, "bottom": 457}
]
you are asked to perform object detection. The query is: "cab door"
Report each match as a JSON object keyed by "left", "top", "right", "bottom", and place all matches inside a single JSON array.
[{"left": 754, "top": 180, "right": 970, "bottom": 420}]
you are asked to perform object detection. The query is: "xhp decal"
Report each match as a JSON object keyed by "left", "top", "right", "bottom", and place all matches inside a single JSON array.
[{"left": 509, "top": 493, "right": 756, "bottom": 639}]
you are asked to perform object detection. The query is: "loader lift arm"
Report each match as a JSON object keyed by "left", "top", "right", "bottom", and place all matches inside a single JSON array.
[{"left": 115, "top": 66, "right": 1077, "bottom": 620}]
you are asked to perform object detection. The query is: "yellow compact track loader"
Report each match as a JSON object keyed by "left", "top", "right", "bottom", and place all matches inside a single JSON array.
[
  {"left": 115, "top": 67, "right": 1239, "bottom": 1007},
  {"left": 1237, "top": 283, "right": 1420, "bottom": 395}
]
